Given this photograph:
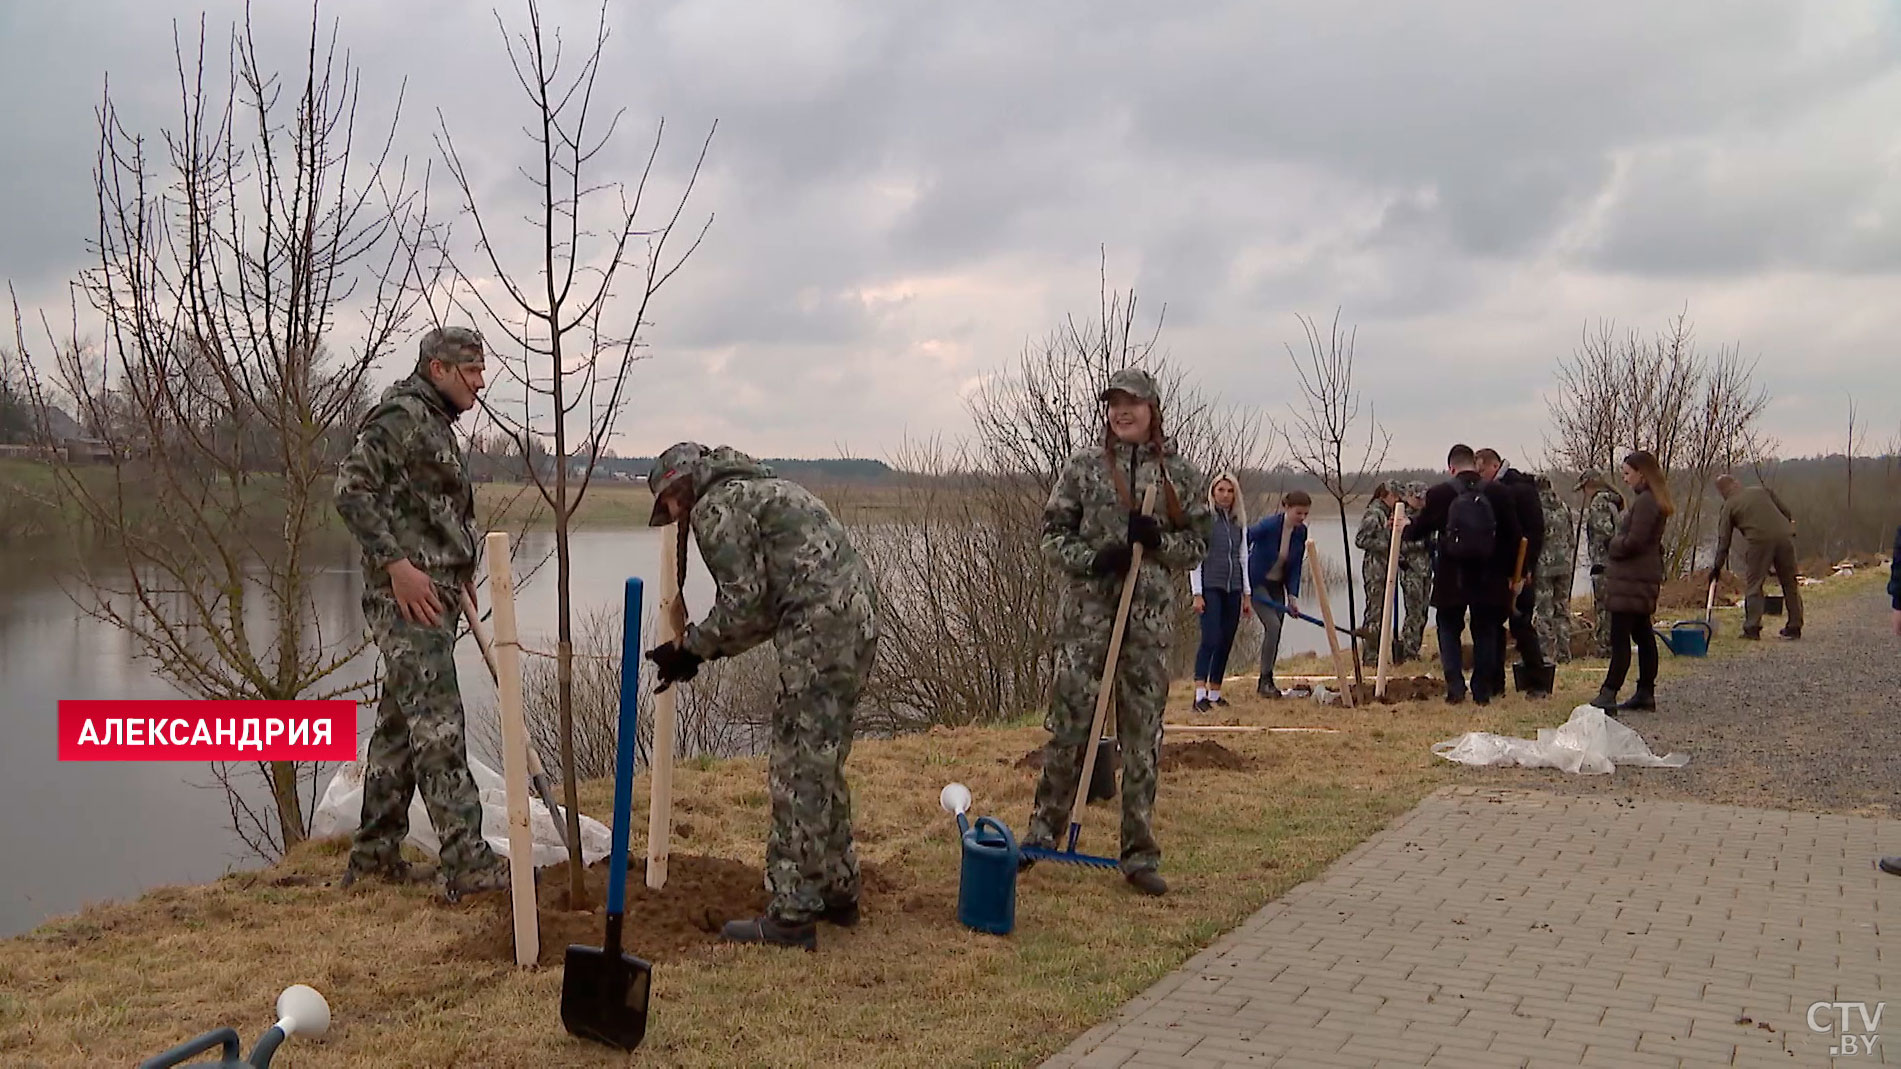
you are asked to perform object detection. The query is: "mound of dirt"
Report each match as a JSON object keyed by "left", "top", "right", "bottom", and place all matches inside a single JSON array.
[
  {"left": 451, "top": 857, "right": 906, "bottom": 966},
  {"left": 1159, "top": 740, "right": 1252, "bottom": 771},
  {"left": 1657, "top": 571, "right": 1747, "bottom": 611},
  {"left": 1344, "top": 675, "right": 1440, "bottom": 704}
]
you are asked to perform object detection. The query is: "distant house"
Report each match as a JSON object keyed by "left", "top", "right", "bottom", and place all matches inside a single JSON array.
[{"left": 62, "top": 438, "right": 113, "bottom": 464}]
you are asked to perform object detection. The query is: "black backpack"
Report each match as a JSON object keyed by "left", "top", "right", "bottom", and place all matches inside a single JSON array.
[{"left": 1442, "top": 477, "right": 1497, "bottom": 562}]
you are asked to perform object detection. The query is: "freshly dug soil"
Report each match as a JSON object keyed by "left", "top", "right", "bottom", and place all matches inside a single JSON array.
[
  {"left": 1343, "top": 676, "right": 1440, "bottom": 704},
  {"left": 453, "top": 856, "right": 905, "bottom": 965},
  {"left": 1158, "top": 739, "right": 1252, "bottom": 772},
  {"left": 1656, "top": 571, "right": 1747, "bottom": 611},
  {"left": 1014, "top": 739, "right": 1253, "bottom": 773}
]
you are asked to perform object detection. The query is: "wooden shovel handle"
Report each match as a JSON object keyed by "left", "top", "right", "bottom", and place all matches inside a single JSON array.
[{"left": 1068, "top": 482, "right": 1158, "bottom": 828}]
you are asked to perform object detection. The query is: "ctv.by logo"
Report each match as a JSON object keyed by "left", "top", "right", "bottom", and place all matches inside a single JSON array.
[{"left": 1808, "top": 1001, "right": 1883, "bottom": 1056}]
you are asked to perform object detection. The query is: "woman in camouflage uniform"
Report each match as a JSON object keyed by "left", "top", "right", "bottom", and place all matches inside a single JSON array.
[{"left": 1022, "top": 367, "right": 1212, "bottom": 896}]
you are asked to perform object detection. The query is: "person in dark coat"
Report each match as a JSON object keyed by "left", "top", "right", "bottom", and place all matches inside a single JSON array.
[
  {"left": 1476, "top": 449, "right": 1549, "bottom": 695},
  {"left": 1591, "top": 450, "right": 1673, "bottom": 712},
  {"left": 1403, "top": 443, "right": 1523, "bottom": 705},
  {"left": 1882, "top": 527, "right": 1901, "bottom": 877}
]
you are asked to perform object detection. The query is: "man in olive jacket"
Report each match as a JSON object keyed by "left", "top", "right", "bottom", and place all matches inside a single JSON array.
[{"left": 1710, "top": 474, "right": 1803, "bottom": 639}]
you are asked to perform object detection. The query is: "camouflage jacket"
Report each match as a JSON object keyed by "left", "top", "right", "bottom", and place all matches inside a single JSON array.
[
  {"left": 1355, "top": 497, "right": 1393, "bottom": 565},
  {"left": 1042, "top": 438, "right": 1212, "bottom": 621},
  {"left": 676, "top": 447, "right": 877, "bottom": 661},
  {"left": 1582, "top": 488, "right": 1623, "bottom": 569},
  {"left": 1537, "top": 484, "right": 1577, "bottom": 578},
  {"left": 333, "top": 371, "right": 477, "bottom": 586}
]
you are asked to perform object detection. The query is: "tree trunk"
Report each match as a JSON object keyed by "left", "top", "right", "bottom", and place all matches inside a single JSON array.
[{"left": 271, "top": 760, "right": 305, "bottom": 849}]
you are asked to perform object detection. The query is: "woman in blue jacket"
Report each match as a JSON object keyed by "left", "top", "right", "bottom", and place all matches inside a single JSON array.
[{"left": 1248, "top": 490, "right": 1312, "bottom": 697}]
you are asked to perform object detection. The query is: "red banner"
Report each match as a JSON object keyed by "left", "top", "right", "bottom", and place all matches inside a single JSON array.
[{"left": 58, "top": 701, "right": 357, "bottom": 761}]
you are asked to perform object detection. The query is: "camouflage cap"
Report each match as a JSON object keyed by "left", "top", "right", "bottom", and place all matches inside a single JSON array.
[
  {"left": 1099, "top": 367, "right": 1160, "bottom": 405},
  {"left": 1573, "top": 469, "right": 1603, "bottom": 491},
  {"left": 419, "top": 326, "right": 485, "bottom": 366},
  {"left": 647, "top": 441, "right": 709, "bottom": 526},
  {"left": 1402, "top": 480, "right": 1428, "bottom": 500}
]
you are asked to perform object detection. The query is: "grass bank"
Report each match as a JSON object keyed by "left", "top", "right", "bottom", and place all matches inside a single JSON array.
[{"left": 0, "top": 557, "right": 1881, "bottom": 1067}]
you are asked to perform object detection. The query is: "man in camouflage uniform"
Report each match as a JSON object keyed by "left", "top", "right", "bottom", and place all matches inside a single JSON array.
[
  {"left": 334, "top": 326, "right": 509, "bottom": 901},
  {"left": 1354, "top": 485, "right": 1399, "bottom": 666},
  {"left": 645, "top": 442, "right": 879, "bottom": 951},
  {"left": 1395, "top": 482, "right": 1433, "bottom": 662},
  {"left": 1022, "top": 368, "right": 1211, "bottom": 897},
  {"left": 1576, "top": 471, "right": 1624, "bottom": 658},
  {"left": 1533, "top": 475, "right": 1576, "bottom": 664}
]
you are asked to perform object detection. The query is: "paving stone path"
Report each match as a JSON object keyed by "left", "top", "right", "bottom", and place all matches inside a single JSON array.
[{"left": 1045, "top": 583, "right": 1899, "bottom": 1068}]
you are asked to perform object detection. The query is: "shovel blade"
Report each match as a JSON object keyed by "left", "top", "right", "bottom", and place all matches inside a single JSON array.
[{"left": 560, "top": 943, "right": 652, "bottom": 1051}]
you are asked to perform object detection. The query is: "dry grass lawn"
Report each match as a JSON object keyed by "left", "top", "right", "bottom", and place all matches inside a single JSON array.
[{"left": 3, "top": 564, "right": 1879, "bottom": 1068}]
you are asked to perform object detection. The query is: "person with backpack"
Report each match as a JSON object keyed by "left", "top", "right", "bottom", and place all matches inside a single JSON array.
[
  {"left": 1402, "top": 443, "right": 1524, "bottom": 705},
  {"left": 1590, "top": 450, "right": 1673, "bottom": 712}
]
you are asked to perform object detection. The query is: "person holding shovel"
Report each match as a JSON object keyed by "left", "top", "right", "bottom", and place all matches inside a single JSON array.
[
  {"left": 1247, "top": 491, "right": 1312, "bottom": 697},
  {"left": 1709, "top": 474, "right": 1803, "bottom": 640},
  {"left": 333, "top": 326, "right": 510, "bottom": 901},
  {"left": 644, "top": 442, "right": 880, "bottom": 950},
  {"left": 1021, "top": 368, "right": 1212, "bottom": 897}
]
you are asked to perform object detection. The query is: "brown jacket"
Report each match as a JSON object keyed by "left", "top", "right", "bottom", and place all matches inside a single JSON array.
[
  {"left": 1604, "top": 486, "right": 1667, "bottom": 616},
  {"left": 1714, "top": 485, "right": 1794, "bottom": 565}
]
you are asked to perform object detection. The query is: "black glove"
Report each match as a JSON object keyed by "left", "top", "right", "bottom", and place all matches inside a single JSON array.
[
  {"left": 1090, "top": 543, "right": 1134, "bottom": 577},
  {"left": 1707, "top": 566, "right": 1722, "bottom": 584},
  {"left": 1589, "top": 564, "right": 1605, "bottom": 576},
  {"left": 1127, "top": 511, "right": 1163, "bottom": 552},
  {"left": 645, "top": 641, "right": 703, "bottom": 692}
]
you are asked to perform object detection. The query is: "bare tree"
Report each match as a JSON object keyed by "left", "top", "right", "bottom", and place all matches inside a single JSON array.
[
  {"left": 416, "top": 0, "right": 715, "bottom": 901},
  {"left": 1543, "top": 309, "right": 1771, "bottom": 576},
  {"left": 1281, "top": 310, "right": 1389, "bottom": 680},
  {"left": 1843, "top": 396, "right": 1868, "bottom": 557},
  {"left": 8, "top": 3, "right": 428, "bottom": 858}
]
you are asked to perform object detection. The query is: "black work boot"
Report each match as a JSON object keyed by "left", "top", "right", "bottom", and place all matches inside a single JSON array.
[
  {"left": 1589, "top": 686, "right": 1620, "bottom": 711},
  {"left": 821, "top": 899, "right": 860, "bottom": 927},
  {"left": 1779, "top": 626, "right": 1801, "bottom": 640},
  {"left": 1618, "top": 687, "right": 1656, "bottom": 712},
  {"left": 720, "top": 915, "right": 817, "bottom": 951},
  {"left": 1125, "top": 869, "right": 1168, "bottom": 896}
]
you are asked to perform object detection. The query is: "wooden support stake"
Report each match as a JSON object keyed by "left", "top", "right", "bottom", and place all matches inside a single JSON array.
[
  {"left": 1375, "top": 503, "right": 1405, "bottom": 698},
  {"left": 1306, "top": 543, "right": 1356, "bottom": 708},
  {"left": 646, "top": 523, "right": 682, "bottom": 891},
  {"left": 484, "top": 531, "right": 538, "bottom": 968}
]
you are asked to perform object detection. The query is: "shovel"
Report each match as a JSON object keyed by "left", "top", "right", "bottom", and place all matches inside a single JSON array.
[
  {"left": 460, "top": 591, "right": 573, "bottom": 853},
  {"left": 559, "top": 577, "right": 653, "bottom": 1051}
]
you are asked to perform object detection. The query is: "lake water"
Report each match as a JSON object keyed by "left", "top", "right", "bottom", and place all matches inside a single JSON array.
[{"left": 0, "top": 513, "right": 1590, "bottom": 936}]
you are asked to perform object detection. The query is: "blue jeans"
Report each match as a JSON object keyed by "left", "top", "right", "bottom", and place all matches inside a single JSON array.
[
  {"left": 1193, "top": 587, "right": 1244, "bottom": 683},
  {"left": 1437, "top": 603, "right": 1506, "bottom": 702}
]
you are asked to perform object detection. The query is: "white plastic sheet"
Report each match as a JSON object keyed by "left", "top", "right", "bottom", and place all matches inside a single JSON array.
[
  {"left": 311, "top": 742, "right": 613, "bottom": 868},
  {"left": 1432, "top": 704, "right": 1690, "bottom": 776}
]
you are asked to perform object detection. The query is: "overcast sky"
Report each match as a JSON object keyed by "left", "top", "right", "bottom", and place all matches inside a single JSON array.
[{"left": 3, "top": 0, "right": 1897, "bottom": 469}]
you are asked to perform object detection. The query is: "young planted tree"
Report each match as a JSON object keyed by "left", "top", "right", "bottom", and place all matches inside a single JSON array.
[
  {"left": 422, "top": 0, "right": 714, "bottom": 901},
  {"left": 1280, "top": 310, "right": 1389, "bottom": 681},
  {"left": 9, "top": 3, "right": 428, "bottom": 856}
]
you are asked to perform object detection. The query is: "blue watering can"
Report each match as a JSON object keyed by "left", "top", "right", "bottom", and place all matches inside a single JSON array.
[
  {"left": 1654, "top": 620, "right": 1712, "bottom": 657},
  {"left": 939, "top": 783, "right": 1018, "bottom": 936}
]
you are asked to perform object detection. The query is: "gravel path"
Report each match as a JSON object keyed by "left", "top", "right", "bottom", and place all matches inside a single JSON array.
[{"left": 1484, "top": 580, "right": 1901, "bottom": 817}]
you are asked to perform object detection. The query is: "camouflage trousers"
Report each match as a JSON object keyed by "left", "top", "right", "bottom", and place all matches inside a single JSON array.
[
  {"left": 1590, "top": 572, "right": 1612, "bottom": 658},
  {"left": 1028, "top": 606, "right": 1169, "bottom": 876},
  {"left": 1398, "top": 566, "right": 1431, "bottom": 661},
  {"left": 1533, "top": 572, "right": 1574, "bottom": 664},
  {"left": 1359, "top": 562, "right": 1393, "bottom": 665},
  {"left": 349, "top": 581, "right": 500, "bottom": 882},
  {"left": 764, "top": 612, "right": 879, "bottom": 924}
]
